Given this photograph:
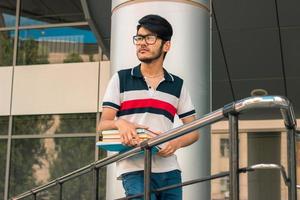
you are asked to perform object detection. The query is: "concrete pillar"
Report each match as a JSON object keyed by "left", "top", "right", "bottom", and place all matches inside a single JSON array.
[{"left": 108, "top": 0, "right": 210, "bottom": 199}]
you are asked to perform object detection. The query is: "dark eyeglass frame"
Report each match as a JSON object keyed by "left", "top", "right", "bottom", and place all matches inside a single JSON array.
[{"left": 132, "top": 34, "right": 159, "bottom": 45}]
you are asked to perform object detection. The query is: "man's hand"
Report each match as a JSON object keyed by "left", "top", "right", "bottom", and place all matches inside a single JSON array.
[
  {"left": 157, "top": 140, "right": 181, "bottom": 157},
  {"left": 115, "top": 119, "right": 148, "bottom": 146}
]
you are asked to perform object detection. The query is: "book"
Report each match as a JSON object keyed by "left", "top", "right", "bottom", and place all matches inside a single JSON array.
[
  {"left": 96, "top": 141, "right": 133, "bottom": 152},
  {"left": 96, "top": 141, "right": 161, "bottom": 153},
  {"left": 97, "top": 129, "right": 160, "bottom": 153},
  {"left": 99, "top": 128, "right": 157, "bottom": 142}
]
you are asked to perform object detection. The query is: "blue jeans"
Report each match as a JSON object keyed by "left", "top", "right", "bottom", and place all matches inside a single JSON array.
[{"left": 121, "top": 170, "right": 182, "bottom": 200}]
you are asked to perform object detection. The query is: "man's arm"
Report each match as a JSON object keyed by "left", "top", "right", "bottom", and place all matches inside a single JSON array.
[
  {"left": 98, "top": 107, "right": 148, "bottom": 146},
  {"left": 157, "top": 115, "right": 199, "bottom": 157}
]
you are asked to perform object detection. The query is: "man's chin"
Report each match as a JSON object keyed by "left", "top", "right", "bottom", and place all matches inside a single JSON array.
[{"left": 138, "top": 57, "right": 154, "bottom": 64}]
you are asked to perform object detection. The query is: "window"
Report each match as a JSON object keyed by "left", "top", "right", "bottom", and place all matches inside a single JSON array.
[
  {"left": 17, "top": 26, "right": 100, "bottom": 65},
  {"left": 0, "top": 31, "right": 14, "bottom": 66},
  {"left": 9, "top": 137, "right": 95, "bottom": 198},
  {"left": 220, "top": 177, "right": 229, "bottom": 192},
  {"left": 20, "top": 0, "right": 85, "bottom": 26},
  {"left": 0, "top": 0, "right": 17, "bottom": 27},
  {"left": 220, "top": 138, "right": 229, "bottom": 157},
  {"left": 0, "top": 116, "right": 9, "bottom": 135},
  {"left": 12, "top": 113, "right": 96, "bottom": 135},
  {"left": 0, "top": 140, "right": 7, "bottom": 199}
]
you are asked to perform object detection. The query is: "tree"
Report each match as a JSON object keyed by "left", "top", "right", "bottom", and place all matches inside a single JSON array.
[
  {"left": 8, "top": 114, "right": 106, "bottom": 199},
  {"left": 0, "top": 140, "right": 7, "bottom": 199},
  {"left": 63, "top": 53, "right": 83, "bottom": 63},
  {"left": 17, "top": 38, "right": 49, "bottom": 65},
  {"left": 0, "top": 32, "right": 13, "bottom": 66}
]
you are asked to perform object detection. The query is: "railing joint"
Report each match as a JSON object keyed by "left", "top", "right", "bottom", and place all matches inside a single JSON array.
[
  {"left": 140, "top": 140, "right": 151, "bottom": 150},
  {"left": 223, "top": 102, "right": 238, "bottom": 117},
  {"left": 30, "top": 189, "right": 35, "bottom": 195}
]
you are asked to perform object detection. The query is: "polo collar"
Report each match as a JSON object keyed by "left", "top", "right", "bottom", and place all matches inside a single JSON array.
[{"left": 131, "top": 64, "right": 174, "bottom": 82}]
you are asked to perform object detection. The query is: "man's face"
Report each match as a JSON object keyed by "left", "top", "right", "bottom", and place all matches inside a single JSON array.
[{"left": 135, "top": 27, "right": 169, "bottom": 63}]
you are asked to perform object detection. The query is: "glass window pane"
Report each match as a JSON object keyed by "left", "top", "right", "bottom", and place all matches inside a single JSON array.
[
  {"left": 36, "top": 185, "right": 59, "bottom": 199},
  {"left": 17, "top": 26, "right": 100, "bottom": 65},
  {"left": 0, "top": 116, "right": 9, "bottom": 135},
  {"left": 20, "top": 0, "right": 85, "bottom": 26},
  {"left": 0, "top": 30, "right": 14, "bottom": 66},
  {"left": 12, "top": 113, "right": 96, "bottom": 135},
  {"left": 0, "top": 0, "right": 17, "bottom": 27},
  {"left": 62, "top": 172, "right": 94, "bottom": 200},
  {"left": 0, "top": 140, "right": 7, "bottom": 199},
  {"left": 9, "top": 137, "right": 96, "bottom": 198}
]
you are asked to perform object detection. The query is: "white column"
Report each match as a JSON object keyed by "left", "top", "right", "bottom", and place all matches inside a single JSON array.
[{"left": 107, "top": 0, "right": 210, "bottom": 199}]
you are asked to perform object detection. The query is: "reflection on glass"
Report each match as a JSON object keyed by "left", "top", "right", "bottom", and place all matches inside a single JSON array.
[
  {"left": 36, "top": 185, "right": 59, "bottom": 199},
  {"left": 0, "top": 116, "right": 9, "bottom": 135},
  {"left": 0, "top": 140, "right": 7, "bottom": 199},
  {"left": 17, "top": 26, "right": 100, "bottom": 65},
  {"left": 9, "top": 137, "right": 96, "bottom": 198},
  {"left": 0, "top": 1, "right": 16, "bottom": 27},
  {"left": 0, "top": 31, "right": 14, "bottom": 66},
  {"left": 12, "top": 113, "right": 96, "bottom": 135},
  {"left": 61, "top": 172, "right": 97, "bottom": 200},
  {"left": 20, "top": 0, "right": 85, "bottom": 26},
  {"left": 297, "top": 137, "right": 300, "bottom": 192}
]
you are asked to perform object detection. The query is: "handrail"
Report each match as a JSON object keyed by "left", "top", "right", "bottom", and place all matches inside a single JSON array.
[
  {"left": 115, "top": 163, "right": 289, "bottom": 200},
  {"left": 12, "top": 96, "right": 297, "bottom": 200}
]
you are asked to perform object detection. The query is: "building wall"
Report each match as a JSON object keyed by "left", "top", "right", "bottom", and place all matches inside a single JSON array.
[
  {"left": 211, "top": 119, "right": 300, "bottom": 199},
  {"left": 0, "top": 1, "right": 109, "bottom": 199}
]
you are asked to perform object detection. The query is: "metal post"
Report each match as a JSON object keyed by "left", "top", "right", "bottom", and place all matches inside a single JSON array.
[
  {"left": 95, "top": 168, "right": 99, "bottom": 200},
  {"left": 59, "top": 183, "right": 63, "bottom": 200},
  {"left": 144, "top": 148, "right": 152, "bottom": 200},
  {"left": 229, "top": 114, "right": 239, "bottom": 200},
  {"left": 287, "top": 128, "right": 297, "bottom": 200}
]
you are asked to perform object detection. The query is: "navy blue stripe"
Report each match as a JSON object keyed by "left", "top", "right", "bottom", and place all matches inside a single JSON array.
[
  {"left": 103, "top": 102, "right": 120, "bottom": 110},
  {"left": 156, "top": 77, "right": 183, "bottom": 98},
  {"left": 118, "top": 69, "right": 148, "bottom": 93},
  {"left": 117, "top": 108, "right": 174, "bottom": 122},
  {"left": 178, "top": 110, "right": 196, "bottom": 119},
  {"left": 118, "top": 67, "right": 183, "bottom": 98}
]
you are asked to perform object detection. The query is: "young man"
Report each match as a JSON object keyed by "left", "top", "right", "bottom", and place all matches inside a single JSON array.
[{"left": 98, "top": 14, "right": 199, "bottom": 200}]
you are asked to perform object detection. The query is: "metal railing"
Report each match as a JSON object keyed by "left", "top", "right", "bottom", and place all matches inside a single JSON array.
[{"left": 12, "top": 96, "right": 298, "bottom": 200}]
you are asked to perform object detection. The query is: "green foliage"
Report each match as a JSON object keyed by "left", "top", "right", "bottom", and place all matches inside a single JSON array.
[
  {"left": 0, "top": 117, "right": 9, "bottom": 135},
  {"left": 9, "top": 139, "right": 46, "bottom": 197},
  {"left": 89, "top": 54, "right": 94, "bottom": 62},
  {"left": 7, "top": 114, "right": 106, "bottom": 199},
  {"left": 12, "top": 115, "right": 53, "bottom": 135},
  {"left": 17, "top": 38, "right": 49, "bottom": 65},
  {"left": 48, "top": 138, "right": 95, "bottom": 200},
  {"left": 63, "top": 53, "right": 83, "bottom": 63},
  {"left": 0, "top": 32, "right": 14, "bottom": 66},
  {"left": 0, "top": 141, "right": 7, "bottom": 199}
]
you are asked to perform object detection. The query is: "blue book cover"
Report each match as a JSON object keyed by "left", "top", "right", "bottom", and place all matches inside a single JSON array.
[{"left": 96, "top": 141, "right": 161, "bottom": 153}]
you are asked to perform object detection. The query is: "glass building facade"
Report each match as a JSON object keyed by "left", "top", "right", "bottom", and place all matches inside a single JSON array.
[
  {"left": 0, "top": 0, "right": 106, "bottom": 199},
  {"left": 1, "top": 0, "right": 300, "bottom": 200}
]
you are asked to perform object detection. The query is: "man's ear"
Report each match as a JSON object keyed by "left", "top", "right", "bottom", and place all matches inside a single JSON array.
[{"left": 163, "top": 41, "right": 171, "bottom": 52}]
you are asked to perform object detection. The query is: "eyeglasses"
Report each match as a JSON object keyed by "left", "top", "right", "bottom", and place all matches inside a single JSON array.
[{"left": 133, "top": 34, "right": 158, "bottom": 45}]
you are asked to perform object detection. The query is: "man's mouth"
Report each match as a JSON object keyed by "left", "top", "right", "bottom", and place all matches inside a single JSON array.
[{"left": 139, "top": 49, "right": 149, "bottom": 53}]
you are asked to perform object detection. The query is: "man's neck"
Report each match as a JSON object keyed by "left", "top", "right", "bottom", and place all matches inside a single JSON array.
[{"left": 140, "top": 60, "right": 164, "bottom": 76}]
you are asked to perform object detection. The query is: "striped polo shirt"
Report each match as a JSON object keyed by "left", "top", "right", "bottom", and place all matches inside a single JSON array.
[{"left": 102, "top": 65, "right": 196, "bottom": 176}]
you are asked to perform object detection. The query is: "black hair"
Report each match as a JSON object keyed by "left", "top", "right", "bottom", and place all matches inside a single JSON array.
[{"left": 137, "top": 14, "right": 173, "bottom": 41}]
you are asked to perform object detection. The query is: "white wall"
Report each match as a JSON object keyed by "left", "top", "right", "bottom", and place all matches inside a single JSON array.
[
  {"left": 11, "top": 62, "right": 104, "bottom": 115},
  {"left": 0, "top": 67, "right": 13, "bottom": 116}
]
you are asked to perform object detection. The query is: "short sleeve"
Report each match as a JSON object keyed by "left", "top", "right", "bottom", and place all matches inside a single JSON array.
[
  {"left": 177, "top": 83, "right": 196, "bottom": 119},
  {"left": 102, "top": 73, "right": 120, "bottom": 111}
]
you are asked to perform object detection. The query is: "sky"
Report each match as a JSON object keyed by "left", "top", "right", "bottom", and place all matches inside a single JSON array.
[{"left": 3, "top": 13, "right": 97, "bottom": 44}]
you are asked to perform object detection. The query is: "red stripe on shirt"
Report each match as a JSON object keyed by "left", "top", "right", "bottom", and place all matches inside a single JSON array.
[{"left": 120, "top": 99, "right": 177, "bottom": 116}]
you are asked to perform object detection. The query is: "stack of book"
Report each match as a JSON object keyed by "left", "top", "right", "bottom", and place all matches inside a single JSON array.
[{"left": 96, "top": 129, "right": 159, "bottom": 152}]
